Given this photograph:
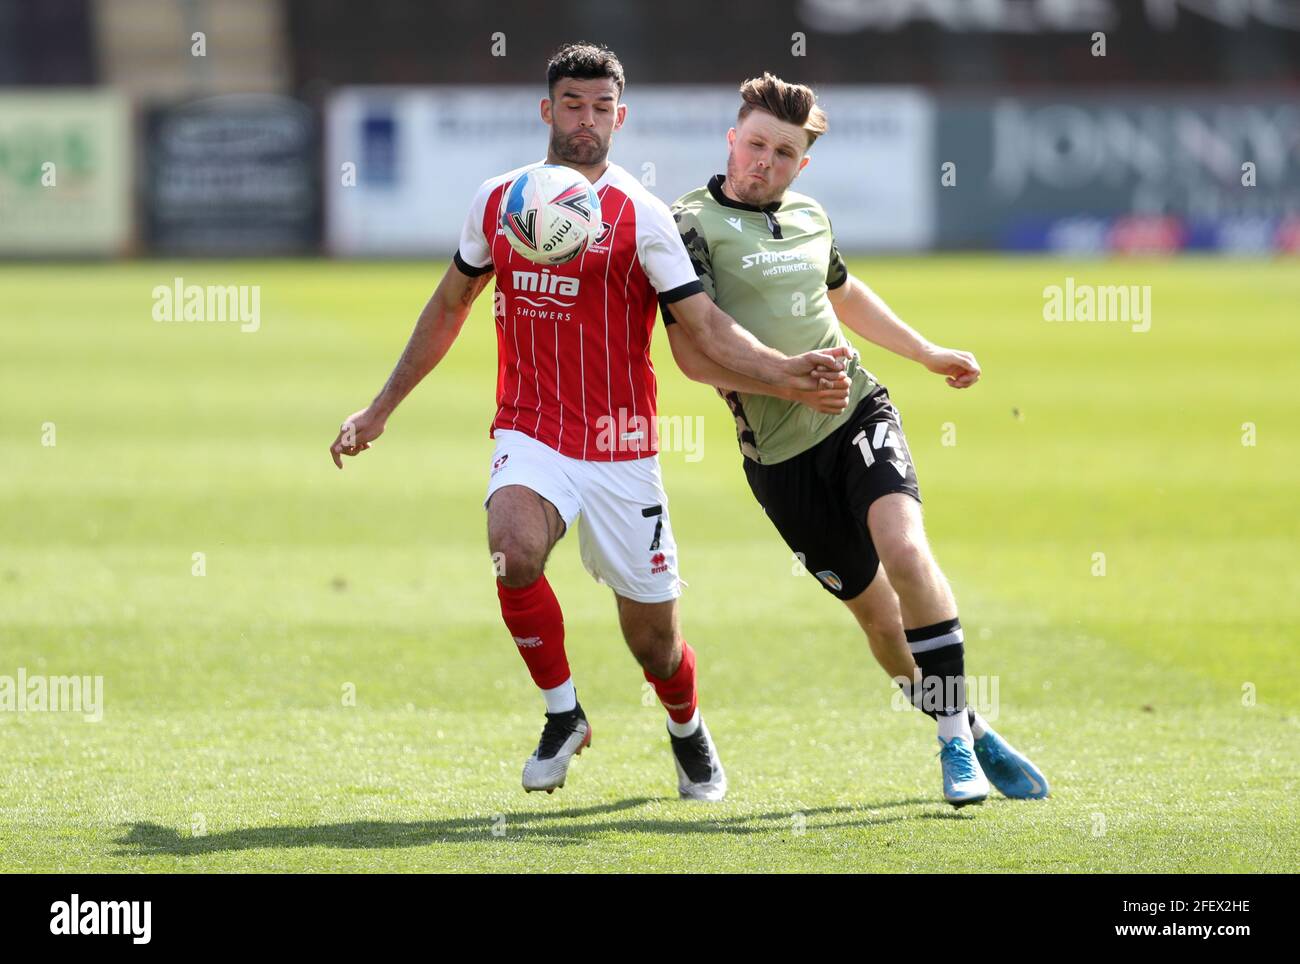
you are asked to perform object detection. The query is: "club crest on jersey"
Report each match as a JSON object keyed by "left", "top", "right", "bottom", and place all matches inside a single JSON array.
[
  {"left": 592, "top": 221, "right": 612, "bottom": 247},
  {"left": 815, "top": 570, "right": 843, "bottom": 591}
]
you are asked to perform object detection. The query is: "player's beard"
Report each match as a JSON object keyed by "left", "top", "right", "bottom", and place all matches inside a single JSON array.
[
  {"left": 551, "top": 127, "right": 608, "bottom": 167},
  {"left": 725, "top": 152, "right": 787, "bottom": 207}
]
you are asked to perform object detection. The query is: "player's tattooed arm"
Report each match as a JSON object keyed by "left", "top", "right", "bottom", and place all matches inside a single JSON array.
[
  {"left": 373, "top": 265, "right": 491, "bottom": 413},
  {"left": 666, "top": 292, "right": 848, "bottom": 392},
  {"left": 665, "top": 323, "right": 850, "bottom": 415},
  {"left": 828, "top": 274, "right": 981, "bottom": 389},
  {"left": 329, "top": 262, "right": 493, "bottom": 468}
]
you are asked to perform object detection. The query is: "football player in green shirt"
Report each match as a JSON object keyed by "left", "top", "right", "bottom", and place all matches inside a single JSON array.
[{"left": 662, "top": 73, "right": 1048, "bottom": 807}]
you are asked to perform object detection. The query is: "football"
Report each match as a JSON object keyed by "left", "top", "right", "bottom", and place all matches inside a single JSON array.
[{"left": 499, "top": 164, "right": 603, "bottom": 265}]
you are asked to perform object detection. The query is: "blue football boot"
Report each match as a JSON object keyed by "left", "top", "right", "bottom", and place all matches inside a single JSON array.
[
  {"left": 938, "top": 735, "right": 989, "bottom": 808},
  {"left": 973, "top": 725, "right": 1049, "bottom": 800}
]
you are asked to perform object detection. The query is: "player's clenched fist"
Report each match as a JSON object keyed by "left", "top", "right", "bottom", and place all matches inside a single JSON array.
[
  {"left": 786, "top": 370, "right": 851, "bottom": 414},
  {"left": 783, "top": 344, "right": 851, "bottom": 393},
  {"left": 329, "top": 406, "right": 387, "bottom": 469},
  {"left": 921, "top": 346, "right": 981, "bottom": 389}
]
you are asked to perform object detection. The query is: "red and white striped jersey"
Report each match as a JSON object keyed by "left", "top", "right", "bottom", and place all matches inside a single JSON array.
[{"left": 455, "top": 161, "right": 702, "bottom": 461}]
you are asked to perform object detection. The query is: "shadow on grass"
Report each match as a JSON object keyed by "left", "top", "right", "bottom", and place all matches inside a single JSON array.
[{"left": 114, "top": 795, "right": 972, "bottom": 857}]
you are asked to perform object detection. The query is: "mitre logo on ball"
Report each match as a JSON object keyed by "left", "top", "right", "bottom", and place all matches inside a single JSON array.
[{"left": 500, "top": 165, "right": 603, "bottom": 266}]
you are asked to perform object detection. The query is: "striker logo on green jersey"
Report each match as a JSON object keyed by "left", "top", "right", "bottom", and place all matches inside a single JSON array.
[{"left": 740, "top": 250, "right": 813, "bottom": 270}]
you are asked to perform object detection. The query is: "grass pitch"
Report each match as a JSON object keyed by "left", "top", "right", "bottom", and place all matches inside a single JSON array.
[{"left": 1, "top": 256, "right": 1296, "bottom": 872}]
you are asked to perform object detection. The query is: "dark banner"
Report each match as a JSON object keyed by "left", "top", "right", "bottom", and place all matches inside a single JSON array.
[
  {"left": 143, "top": 95, "right": 319, "bottom": 255},
  {"left": 936, "top": 93, "right": 1300, "bottom": 252},
  {"left": 0, "top": 872, "right": 1286, "bottom": 947},
  {"left": 288, "top": 0, "right": 1300, "bottom": 89}
]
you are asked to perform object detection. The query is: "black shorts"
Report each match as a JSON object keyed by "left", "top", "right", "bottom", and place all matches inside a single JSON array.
[{"left": 743, "top": 385, "right": 921, "bottom": 601}]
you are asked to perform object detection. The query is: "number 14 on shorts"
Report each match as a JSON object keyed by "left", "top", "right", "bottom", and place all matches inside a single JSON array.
[{"left": 852, "top": 422, "right": 908, "bottom": 478}]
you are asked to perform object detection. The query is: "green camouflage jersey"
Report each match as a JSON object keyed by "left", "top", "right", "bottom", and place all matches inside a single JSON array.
[{"left": 665, "top": 174, "right": 878, "bottom": 464}]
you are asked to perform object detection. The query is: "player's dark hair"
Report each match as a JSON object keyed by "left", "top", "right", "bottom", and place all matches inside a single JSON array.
[
  {"left": 546, "top": 42, "right": 625, "bottom": 99},
  {"left": 737, "top": 72, "right": 828, "bottom": 149}
]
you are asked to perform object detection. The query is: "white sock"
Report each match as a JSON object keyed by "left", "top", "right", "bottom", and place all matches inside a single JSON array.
[
  {"left": 899, "top": 680, "right": 984, "bottom": 740},
  {"left": 542, "top": 678, "right": 576, "bottom": 714},
  {"left": 937, "top": 711, "right": 973, "bottom": 744},
  {"left": 667, "top": 707, "right": 700, "bottom": 738}
]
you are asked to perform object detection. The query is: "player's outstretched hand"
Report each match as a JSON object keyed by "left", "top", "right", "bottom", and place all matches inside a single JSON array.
[
  {"left": 783, "top": 344, "right": 851, "bottom": 392},
  {"left": 922, "top": 346, "right": 981, "bottom": 389},
  {"left": 330, "top": 405, "right": 387, "bottom": 469}
]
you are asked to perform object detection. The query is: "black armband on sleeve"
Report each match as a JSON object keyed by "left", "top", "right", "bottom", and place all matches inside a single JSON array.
[
  {"left": 656, "top": 279, "right": 704, "bottom": 324},
  {"left": 453, "top": 250, "right": 493, "bottom": 277}
]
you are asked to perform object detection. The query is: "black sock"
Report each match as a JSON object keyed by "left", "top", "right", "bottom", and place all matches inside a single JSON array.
[
  {"left": 904, "top": 617, "right": 966, "bottom": 719},
  {"left": 898, "top": 679, "right": 977, "bottom": 728}
]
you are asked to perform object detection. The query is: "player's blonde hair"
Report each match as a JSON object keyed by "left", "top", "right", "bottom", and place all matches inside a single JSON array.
[{"left": 736, "top": 73, "right": 828, "bottom": 150}]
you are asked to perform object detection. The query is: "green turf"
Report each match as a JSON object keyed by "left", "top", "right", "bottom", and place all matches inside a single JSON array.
[{"left": 2, "top": 257, "right": 1296, "bottom": 872}]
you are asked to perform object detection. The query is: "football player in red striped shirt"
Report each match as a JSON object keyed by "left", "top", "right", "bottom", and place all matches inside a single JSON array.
[{"left": 329, "top": 43, "right": 849, "bottom": 800}]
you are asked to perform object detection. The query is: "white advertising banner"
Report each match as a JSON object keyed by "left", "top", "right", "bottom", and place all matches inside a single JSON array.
[
  {"left": 326, "top": 85, "right": 933, "bottom": 255},
  {"left": 0, "top": 91, "right": 131, "bottom": 255}
]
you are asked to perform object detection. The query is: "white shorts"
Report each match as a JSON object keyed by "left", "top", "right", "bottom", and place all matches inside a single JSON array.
[{"left": 483, "top": 429, "right": 682, "bottom": 603}]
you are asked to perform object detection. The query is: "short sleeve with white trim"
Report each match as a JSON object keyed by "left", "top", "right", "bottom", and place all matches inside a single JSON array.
[{"left": 454, "top": 174, "right": 501, "bottom": 276}]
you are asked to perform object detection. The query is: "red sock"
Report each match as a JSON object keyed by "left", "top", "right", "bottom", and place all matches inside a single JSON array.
[
  {"left": 644, "top": 641, "right": 698, "bottom": 724},
  {"left": 497, "top": 575, "right": 569, "bottom": 690}
]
